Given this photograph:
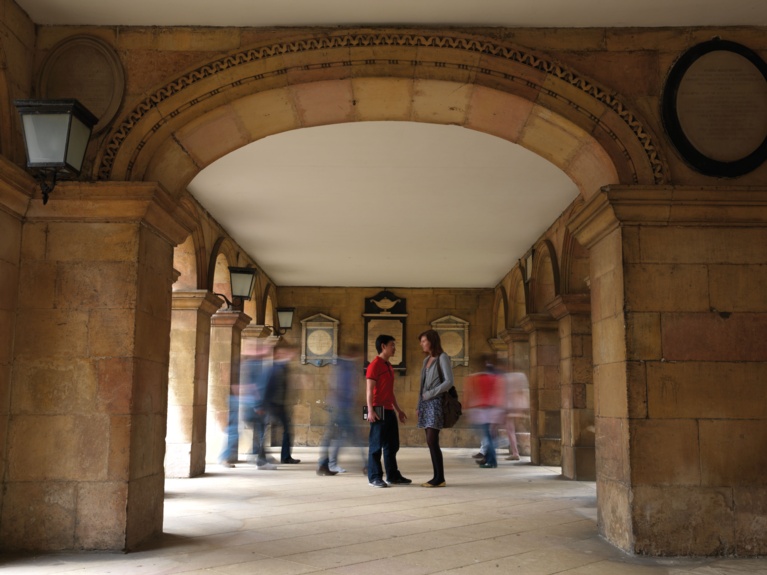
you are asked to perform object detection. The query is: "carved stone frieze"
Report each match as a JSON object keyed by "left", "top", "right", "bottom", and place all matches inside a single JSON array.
[{"left": 97, "top": 31, "right": 667, "bottom": 185}]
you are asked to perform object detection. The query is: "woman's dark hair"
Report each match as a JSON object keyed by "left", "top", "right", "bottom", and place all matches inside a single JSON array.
[
  {"left": 418, "top": 329, "right": 444, "bottom": 357},
  {"left": 375, "top": 334, "right": 395, "bottom": 353}
]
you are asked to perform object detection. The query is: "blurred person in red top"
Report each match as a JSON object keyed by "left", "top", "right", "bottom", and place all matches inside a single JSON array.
[
  {"left": 365, "top": 334, "right": 410, "bottom": 488},
  {"left": 464, "top": 355, "right": 506, "bottom": 468}
]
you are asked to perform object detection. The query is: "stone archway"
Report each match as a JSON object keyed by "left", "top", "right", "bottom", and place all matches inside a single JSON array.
[{"left": 93, "top": 30, "right": 668, "bottom": 199}]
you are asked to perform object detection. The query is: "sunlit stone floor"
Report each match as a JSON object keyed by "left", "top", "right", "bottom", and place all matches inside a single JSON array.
[{"left": 3, "top": 447, "right": 766, "bottom": 574}]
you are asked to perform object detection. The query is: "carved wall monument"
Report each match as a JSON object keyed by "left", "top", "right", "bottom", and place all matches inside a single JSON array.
[
  {"left": 300, "top": 313, "right": 339, "bottom": 367},
  {"left": 431, "top": 315, "right": 470, "bottom": 367},
  {"left": 363, "top": 290, "right": 407, "bottom": 373}
]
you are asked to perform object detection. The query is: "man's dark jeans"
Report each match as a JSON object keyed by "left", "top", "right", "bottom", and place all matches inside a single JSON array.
[{"left": 367, "top": 409, "right": 401, "bottom": 482}]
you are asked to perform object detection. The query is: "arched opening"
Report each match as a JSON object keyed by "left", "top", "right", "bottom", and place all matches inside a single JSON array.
[
  {"left": 86, "top": 28, "right": 670, "bottom": 549},
  {"left": 173, "top": 235, "right": 197, "bottom": 290}
]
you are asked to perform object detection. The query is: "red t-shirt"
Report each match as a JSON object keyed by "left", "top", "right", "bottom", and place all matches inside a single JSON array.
[
  {"left": 464, "top": 371, "right": 504, "bottom": 408},
  {"left": 366, "top": 356, "right": 395, "bottom": 410}
]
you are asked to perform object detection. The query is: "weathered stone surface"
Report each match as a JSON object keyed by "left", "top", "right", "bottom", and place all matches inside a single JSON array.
[
  {"left": 597, "top": 477, "right": 633, "bottom": 552},
  {"left": 647, "top": 362, "right": 767, "bottom": 419},
  {"left": 0, "top": 481, "right": 76, "bottom": 550},
  {"left": 630, "top": 419, "right": 701, "bottom": 486},
  {"left": 699, "top": 420, "right": 767, "bottom": 487},
  {"left": 75, "top": 481, "right": 128, "bottom": 549},
  {"left": 632, "top": 485, "right": 735, "bottom": 555},
  {"left": 734, "top": 487, "right": 767, "bottom": 555},
  {"left": 662, "top": 313, "right": 767, "bottom": 362}
]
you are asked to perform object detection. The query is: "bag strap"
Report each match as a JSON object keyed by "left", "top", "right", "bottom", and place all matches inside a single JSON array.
[{"left": 436, "top": 354, "right": 445, "bottom": 385}]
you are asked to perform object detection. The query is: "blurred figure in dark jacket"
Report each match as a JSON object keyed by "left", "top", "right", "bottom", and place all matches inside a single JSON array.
[
  {"left": 317, "top": 344, "right": 367, "bottom": 476},
  {"left": 263, "top": 341, "right": 301, "bottom": 464}
]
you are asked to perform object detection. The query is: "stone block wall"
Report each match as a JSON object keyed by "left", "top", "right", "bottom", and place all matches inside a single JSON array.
[
  {"left": 276, "top": 286, "right": 495, "bottom": 448},
  {"left": 625, "top": 222, "right": 767, "bottom": 555}
]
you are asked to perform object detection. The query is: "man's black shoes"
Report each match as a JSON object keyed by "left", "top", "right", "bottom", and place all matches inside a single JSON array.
[
  {"left": 316, "top": 464, "right": 337, "bottom": 476},
  {"left": 281, "top": 457, "right": 301, "bottom": 464},
  {"left": 386, "top": 475, "right": 412, "bottom": 485},
  {"left": 369, "top": 478, "right": 388, "bottom": 488}
]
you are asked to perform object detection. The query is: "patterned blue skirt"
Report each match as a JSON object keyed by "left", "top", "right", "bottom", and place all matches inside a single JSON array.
[{"left": 417, "top": 395, "right": 444, "bottom": 429}]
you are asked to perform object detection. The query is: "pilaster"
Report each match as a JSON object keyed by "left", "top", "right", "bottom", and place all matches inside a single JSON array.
[
  {"left": 519, "top": 314, "right": 560, "bottom": 466},
  {"left": 569, "top": 185, "right": 767, "bottom": 555},
  {"left": 1, "top": 181, "right": 193, "bottom": 551},
  {"left": 548, "top": 294, "right": 595, "bottom": 481},
  {"left": 206, "top": 310, "right": 251, "bottom": 464},
  {"left": 166, "top": 290, "right": 223, "bottom": 478}
]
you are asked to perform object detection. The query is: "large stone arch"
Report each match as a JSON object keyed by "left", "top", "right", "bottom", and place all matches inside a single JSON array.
[{"left": 94, "top": 30, "right": 668, "bottom": 197}]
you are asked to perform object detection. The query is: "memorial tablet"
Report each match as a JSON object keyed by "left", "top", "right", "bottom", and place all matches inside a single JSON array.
[{"left": 662, "top": 39, "right": 767, "bottom": 177}]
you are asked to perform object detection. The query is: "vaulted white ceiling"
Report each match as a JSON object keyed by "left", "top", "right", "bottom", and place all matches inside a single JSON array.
[{"left": 16, "top": 0, "right": 766, "bottom": 287}]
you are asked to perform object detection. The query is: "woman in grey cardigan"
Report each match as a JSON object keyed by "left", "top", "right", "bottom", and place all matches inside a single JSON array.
[{"left": 417, "top": 329, "right": 455, "bottom": 487}]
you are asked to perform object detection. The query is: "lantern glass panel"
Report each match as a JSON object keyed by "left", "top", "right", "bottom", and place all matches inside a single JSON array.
[
  {"left": 21, "top": 113, "right": 71, "bottom": 166},
  {"left": 229, "top": 270, "right": 255, "bottom": 299}
]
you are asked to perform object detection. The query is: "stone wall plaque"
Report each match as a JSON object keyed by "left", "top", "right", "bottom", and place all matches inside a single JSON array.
[
  {"left": 663, "top": 39, "right": 767, "bottom": 177},
  {"left": 363, "top": 290, "right": 407, "bottom": 373},
  {"left": 300, "top": 313, "right": 338, "bottom": 367},
  {"left": 38, "top": 35, "right": 125, "bottom": 134},
  {"left": 431, "top": 315, "right": 469, "bottom": 367}
]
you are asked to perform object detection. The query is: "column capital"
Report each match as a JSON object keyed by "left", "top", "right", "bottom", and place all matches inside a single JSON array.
[
  {"left": 22, "top": 180, "right": 196, "bottom": 246},
  {"left": 211, "top": 310, "right": 252, "bottom": 332},
  {"left": 498, "top": 328, "right": 529, "bottom": 344},
  {"left": 172, "top": 290, "right": 224, "bottom": 316},
  {"left": 519, "top": 314, "right": 558, "bottom": 333},
  {"left": 546, "top": 294, "right": 591, "bottom": 320},
  {"left": 569, "top": 185, "right": 767, "bottom": 249},
  {"left": 242, "top": 324, "right": 273, "bottom": 339}
]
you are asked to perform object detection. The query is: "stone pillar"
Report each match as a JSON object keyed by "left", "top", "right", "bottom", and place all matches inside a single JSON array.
[
  {"left": 1, "top": 182, "right": 193, "bottom": 551},
  {"left": 570, "top": 186, "right": 767, "bottom": 556},
  {"left": 206, "top": 310, "right": 251, "bottom": 463},
  {"left": 497, "top": 328, "right": 532, "bottom": 456},
  {"left": 237, "top": 324, "right": 273, "bottom": 454},
  {"left": 165, "top": 291, "right": 223, "bottom": 478},
  {"left": 0, "top": 160, "right": 30, "bottom": 532},
  {"left": 548, "top": 294, "right": 595, "bottom": 480},
  {"left": 519, "top": 315, "right": 561, "bottom": 466}
]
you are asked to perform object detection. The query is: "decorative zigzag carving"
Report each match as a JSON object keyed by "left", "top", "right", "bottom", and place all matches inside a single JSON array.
[{"left": 97, "top": 32, "right": 666, "bottom": 184}]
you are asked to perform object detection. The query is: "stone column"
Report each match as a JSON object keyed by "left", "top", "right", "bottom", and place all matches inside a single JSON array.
[
  {"left": 548, "top": 294, "right": 595, "bottom": 480},
  {"left": 1, "top": 182, "right": 193, "bottom": 551},
  {"left": 165, "top": 291, "right": 223, "bottom": 478},
  {"left": 237, "top": 324, "right": 273, "bottom": 454},
  {"left": 570, "top": 186, "right": 767, "bottom": 556},
  {"left": 519, "top": 315, "right": 561, "bottom": 466},
  {"left": 206, "top": 310, "right": 251, "bottom": 463},
  {"left": 0, "top": 159, "right": 31, "bottom": 532}
]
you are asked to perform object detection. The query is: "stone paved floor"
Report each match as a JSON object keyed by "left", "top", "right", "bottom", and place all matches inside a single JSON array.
[{"left": 3, "top": 447, "right": 766, "bottom": 574}]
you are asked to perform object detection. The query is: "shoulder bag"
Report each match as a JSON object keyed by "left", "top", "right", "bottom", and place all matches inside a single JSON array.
[{"left": 435, "top": 356, "right": 462, "bottom": 428}]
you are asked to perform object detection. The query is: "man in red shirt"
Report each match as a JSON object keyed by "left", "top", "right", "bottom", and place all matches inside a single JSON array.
[{"left": 366, "top": 334, "right": 411, "bottom": 487}]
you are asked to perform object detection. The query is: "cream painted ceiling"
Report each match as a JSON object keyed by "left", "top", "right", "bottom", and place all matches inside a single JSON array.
[{"left": 17, "top": 0, "right": 767, "bottom": 287}]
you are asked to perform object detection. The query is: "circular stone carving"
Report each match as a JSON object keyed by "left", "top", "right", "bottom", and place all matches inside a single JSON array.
[
  {"left": 440, "top": 332, "right": 463, "bottom": 358},
  {"left": 38, "top": 35, "right": 125, "bottom": 134},
  {"left": 307, "top": 330, "right": 333, "bottom": 356},
  {"left": 662, "top": 39, "right": 767, "bottom": 177}
]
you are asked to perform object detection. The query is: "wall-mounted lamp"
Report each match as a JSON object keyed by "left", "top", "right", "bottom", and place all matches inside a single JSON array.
[
  {"left": 273, "top": 307, "right": 295, "bottom": 336},
  {"left": 14, "top": 99, "right": 98, "bottom": 205},
  {"left": 215, "top": 266, "right": 257, "bottom": 311}
]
